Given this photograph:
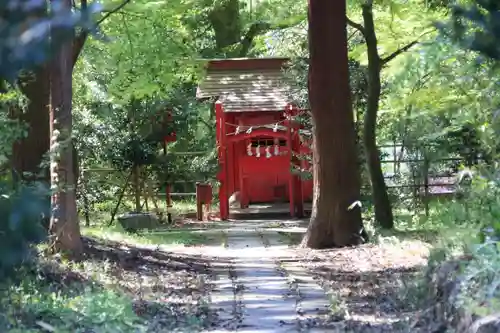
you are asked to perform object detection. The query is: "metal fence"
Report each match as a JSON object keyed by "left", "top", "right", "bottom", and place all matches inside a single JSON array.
[
  {"left": 78, "top": 166, "right": 205, "bottom": 226},
  {"left": 77, "top": 144, "right": 470, "bottom": 222},
  {"left": 377, "top": 143, "right": 469, "bottom": 215}
]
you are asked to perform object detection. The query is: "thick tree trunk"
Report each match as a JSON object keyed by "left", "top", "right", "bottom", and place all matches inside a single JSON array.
[
  {"left": 208, "top": 0, "right": 242, "bottom": 50},
  {"left": 8, "top": 0, "right": 50, "bottom": 183},
  {"left": 362, "top": 3, "right": 394, "bottom": 229},
  {"left": 13, "top": 67, "right": 51, "bottom": 182},
  {"left": 49, "top": 0, "right": 83, "bottom": 257},
  {"left": 301, "top": 0, "right": 365, "bottom": 248}
]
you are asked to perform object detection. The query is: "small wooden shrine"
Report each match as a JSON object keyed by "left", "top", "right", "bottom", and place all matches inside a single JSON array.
[{"left": 196, "top": 58, "right": 312, "bottom": 220}]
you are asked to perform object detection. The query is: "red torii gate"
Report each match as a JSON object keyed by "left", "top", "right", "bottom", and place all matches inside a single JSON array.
[
  {"left": 216, "top": 102, "right": 307, "bottom": 220},
  {"left": 197, "top": 58, "right": 313, "bottom": 221}
]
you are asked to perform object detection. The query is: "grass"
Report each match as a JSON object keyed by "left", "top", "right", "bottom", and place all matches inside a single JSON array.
[
  {"left": 91, "top": 198, "right": 198, "bottom": 218},
  {"left": 1, "top": 269, "right": 143, "bottom": 333},
  {"left": 378, "top": 196, "right": 500, "bottom": 329},
  {"left": 82, "top": 224, "right": 207, "bottom": 247},
  {"left": 0, "top": 244, "right": 211, "bottom": 333},
  {"left": 81, "top": 198, "right": 209, "bottom": 247},
  {"left": 368, "top": 201, "right": 479, "bottom": 251},
  {"left": 1, "top": 206, "right": 212, "bottom": 332}
]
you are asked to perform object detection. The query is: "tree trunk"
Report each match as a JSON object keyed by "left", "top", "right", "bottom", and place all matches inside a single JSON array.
[
  {"left": 208, "top": 0, "right": 242, "bottom": 50},
  {"left": 301, "top": 0, "right": 365, "bottom": 248},
  {"left": 49, "top": 0, "right": 83, "bottom": 257},
  {"left": 362, "top": 3, "right": 394, "bottom": 229},
  {"left": 13, "top": 67, "right": 51, "bottom": 182}
]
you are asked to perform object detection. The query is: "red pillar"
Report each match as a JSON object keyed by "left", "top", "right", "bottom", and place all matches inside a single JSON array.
[
  {"left": 292, "top": 128, "right": 304, "bottom": 217},
  {"left": 285, "top": 104, "right": 296, "bottom": 218},
  {"left": 216, "top": 101, "right": 229, "bottom": 220},
  {"left": 285, "top": 104, "right": 305, "bottom": 219}
]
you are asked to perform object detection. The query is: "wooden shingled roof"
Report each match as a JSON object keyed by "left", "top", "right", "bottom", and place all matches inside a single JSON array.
[{"left": 196, "top": 58, "right": 292, "bottom": 113}]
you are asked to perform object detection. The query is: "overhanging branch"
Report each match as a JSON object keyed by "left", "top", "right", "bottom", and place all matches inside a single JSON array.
[
  {"left": 348, "top": 30, "right": 361, "bottom": 42},
  {"left": 238, "top": 15, "right": 305, "bottom": 57},
  {"left": 72, "top": 0, "right": 132, "bottom": 66},
  {"left": 346, "top": 17, "right": 365, "bottom": 37},
  {"left": 380, "top": 30, "right": 435, "bottom": 66},
  {"left": 96, "top": 0, "right": 132, "bottom": 25},
  {"left": 380, "top": 40, "right": 418, "bottom": 66},
  {"left": 239, "top": 21, "right": 271, "bottom": 57}
]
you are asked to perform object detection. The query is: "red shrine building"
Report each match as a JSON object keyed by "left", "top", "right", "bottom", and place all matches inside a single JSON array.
[{"left": 196, "top": 57, "right": 313, "bottom": 220}]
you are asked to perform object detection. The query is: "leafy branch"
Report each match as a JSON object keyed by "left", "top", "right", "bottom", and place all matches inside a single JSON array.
[
  {"left": 72, "top": 0, "right": 133, "bottom": 66},
  {"left": 346, "top": 17, "right": 365, "bottom": 36},
  {"left": 238, "top": 14, "right": 306, "bottom": 57},
  {"left": 346, "top": 14, "right": 434, "bottom": 67},
  {"left": 380, "top": 30, "right": 435, "bottom": 66}
]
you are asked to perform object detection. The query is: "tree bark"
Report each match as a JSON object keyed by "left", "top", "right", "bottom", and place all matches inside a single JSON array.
[
  {"left": 208, "top": 0, "right": 242, "bottom": 50},
  {"left": 362, "top": 3, "right": 394, "bottom": 229},
  {"left": 301, "top": 0, "right": 365, "bottom": 248},
  {"left": 13, "top": 67, "right": 51, "bottom": 182},
  {"left": 49, "top": 0, "right": 83, "bottom": 257},
  {"left": 11, "top": 0, "right": 51, "bottom": 183},
  {"left": 12, "top": 0, "right": 128, "bottom": 187}
]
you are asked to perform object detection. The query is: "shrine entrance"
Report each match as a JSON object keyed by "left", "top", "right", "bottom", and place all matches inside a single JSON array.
[
  {"left": 240, "top": 137, "right": 289, "bottom": 204},
  {"left": 196, "top": 58, "right": 313, "bottom": 220}
]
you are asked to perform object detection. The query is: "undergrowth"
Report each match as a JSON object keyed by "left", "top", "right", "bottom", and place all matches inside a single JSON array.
[
  {"left": 395, "top": 170, "right": 500, "bottom": 327},
  {"left": 90, "top": 199, "right": 198, "bottom": 221},
  {"left": 0, "top": 232, "right": 211, "bottom": 333},
  {"left": 82, "top": 224, "right": 207, "bottom": 247},
  {"left": 0, "top": 262, "right": 144, "bottom": 333}
]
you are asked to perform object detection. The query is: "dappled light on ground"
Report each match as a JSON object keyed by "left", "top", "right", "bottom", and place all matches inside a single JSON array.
[
  {"left": 161, "top": 220, "right": 433, "bottom": 332},
  {"left": 0, "top": 219, "right": 438, "bottom": 332}
]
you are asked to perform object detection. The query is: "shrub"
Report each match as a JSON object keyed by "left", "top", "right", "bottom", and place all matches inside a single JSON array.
[{"left": 0, "top": 181, "right": 49, "bottom": 279}]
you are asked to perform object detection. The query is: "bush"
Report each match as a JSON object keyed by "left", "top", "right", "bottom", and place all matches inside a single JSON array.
[
  {"left": 457, "top": 241, "right": 500, "bottom": 316},
  {"left": 0, "top": 181, "right": 49, "bottom": 279},
  {"left": 0, "top": 264, "right": 144, "bottom": 332},
  {"left": 418, "top": 168, "right": 500, "bottom": 325}
]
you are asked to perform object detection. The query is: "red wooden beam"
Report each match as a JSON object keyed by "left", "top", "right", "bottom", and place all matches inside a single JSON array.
[{"left": 225, "top": 128, "right": 288, "bottom": 144}]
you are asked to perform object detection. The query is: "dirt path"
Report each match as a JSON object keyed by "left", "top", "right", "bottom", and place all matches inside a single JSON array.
[{"left": 168, "top": 220, "right": 431, "bottom": 333}]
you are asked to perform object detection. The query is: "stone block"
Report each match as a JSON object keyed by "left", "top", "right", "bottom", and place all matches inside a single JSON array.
[{"left": 117, "top": 212, "right": 159, "bottom": 232}]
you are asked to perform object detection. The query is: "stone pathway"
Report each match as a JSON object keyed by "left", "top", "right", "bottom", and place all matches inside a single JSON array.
[
  {"left": 173, "top": 221, "right": 332, "bottom": 332},
  {"left": 166, "top": 220, "right": 431, "bottom": 332}
]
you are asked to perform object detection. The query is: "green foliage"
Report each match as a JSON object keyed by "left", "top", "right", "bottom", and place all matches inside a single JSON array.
[
  {"left": 411, "top": 171, "right": 500, "bottom": 317},
  {"left": 82, "top": 224, "right": 207, "bottom": 246},
  {"left": 0, "top": 0, "right": 100, "bottom": 85},
  {"left": 458, "top": 241, "right": 500, "bottom": 316},
  {"left": 0, "top": 267, "right": 144, "bottom": 332},
  {"left": 0, "top": 181, "right": 48, "bottom": 280},
  {"left": 0, "top": 90, "right": 28, "bottom": 163},
  {"left": 439, "top": 0, "right": 500, "bottom": 61}
]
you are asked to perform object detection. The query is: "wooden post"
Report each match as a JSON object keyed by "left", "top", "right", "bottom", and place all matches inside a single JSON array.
[
  {"left": 108, "top": 169, "right": 133, "bottom": 226},
  {"left": 289, "top": 105, "right": 304, "bottom": 217},
  {"left": 293, "top": 127, "right": 304, "bottom": 218},
  {"left": 423, "top": 153, "right": 430, "bottom": 217},
  {"left": 82, "top": 169, "right": 91, "bottom": 227},
  {"left": 196, "top": 182, "right": 203, "bottom": 221},
  {"left": 133, "top": 164, "right": 141, "bottom": 212},
  {"left": 165, "top": 184, "right": 172, "bottom": 224},
  {"left": 393, "top": 140, "right": 397, "bottom": 175},
  {"left": 142, "top": 173, "right": 149, "bottom": 212},
  {"left": 216, "top": 101, "right": 229, "bottom": 220},
  {"left": 285, "top": 105, "right": 296, "bottom": 218},
  {"left": 162, "top": 141, "right": 172, "bottom": 224}
]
